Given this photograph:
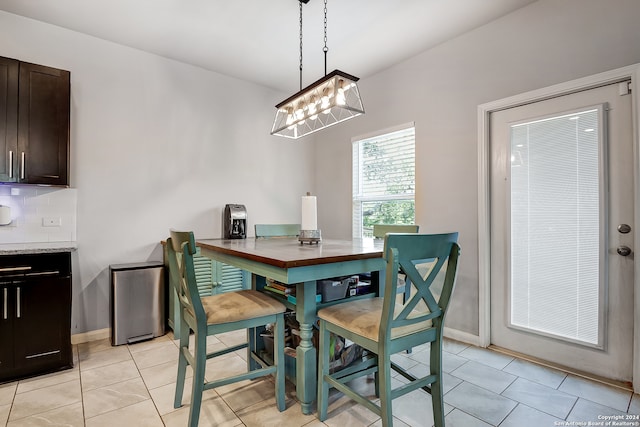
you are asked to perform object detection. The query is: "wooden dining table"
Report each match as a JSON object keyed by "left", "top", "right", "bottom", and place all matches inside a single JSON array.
[{"left": 196, "top": 237, "right": 386, "bottom": 415}]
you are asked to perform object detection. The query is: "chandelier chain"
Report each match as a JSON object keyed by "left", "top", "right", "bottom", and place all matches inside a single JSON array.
[
  {"left": 323, "top": 0, "right": 328, "bottom": 75},
  {"left": 299, "top": 0, "right": 303, "bottom": 90}
]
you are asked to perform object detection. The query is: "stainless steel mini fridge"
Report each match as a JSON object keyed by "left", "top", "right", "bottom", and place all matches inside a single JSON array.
[{"left": 110, "top": 262, "right": 165, "bottom": 346}]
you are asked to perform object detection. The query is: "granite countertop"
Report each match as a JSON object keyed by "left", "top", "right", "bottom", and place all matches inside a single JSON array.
[{"left": 0, "top": 242, "right": 78, "bottom": 255}]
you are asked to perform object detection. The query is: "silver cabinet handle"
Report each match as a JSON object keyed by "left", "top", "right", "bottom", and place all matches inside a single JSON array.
[
  {"left": 26, "top": 350, "right": 60, "bottom": 359},
  {"left": 0, "top": 266, "right": 31, "bottom": 273},
  {"left": 20, "top": 152, "right": 25, "bottom": 180},
  {"left": 16, "top": 286, "right": 20, "bottom": 318},
  {"left": 2, "top": 288, "right": 6, "bottom": 320},
  {"left": 8, "top": 151, "right": 13, "bottom": 178}
]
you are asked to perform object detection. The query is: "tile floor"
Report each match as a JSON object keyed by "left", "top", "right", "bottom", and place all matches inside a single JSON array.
[{"left": 0, "top": 331, "right": 639, "bottom": 427}]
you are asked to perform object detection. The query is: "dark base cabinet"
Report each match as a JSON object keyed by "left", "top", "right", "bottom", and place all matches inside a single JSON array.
[{"left": 0, "top": 252, "right": 72, "bottom": 382}]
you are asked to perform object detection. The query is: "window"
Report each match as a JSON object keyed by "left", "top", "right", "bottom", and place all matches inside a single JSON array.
[{"left": 352, "top": 124, "right": 415, "bottom": 238}]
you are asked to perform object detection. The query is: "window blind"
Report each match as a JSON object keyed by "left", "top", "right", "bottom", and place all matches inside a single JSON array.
[{"left": 352, "top": 126, "right": 415, "bottom": 238}]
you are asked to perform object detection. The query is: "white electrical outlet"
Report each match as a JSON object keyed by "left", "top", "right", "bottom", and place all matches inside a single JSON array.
[{"left": 42, "top": 217, "right": 62, "bottom": 227}]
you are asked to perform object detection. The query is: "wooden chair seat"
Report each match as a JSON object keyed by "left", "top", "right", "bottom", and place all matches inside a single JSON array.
[
  {"left": 317, "top": 298, "right": 433, "bottom": 341},
  {"left": 199, "top": 289, "right": 285, "bottom": 324}
]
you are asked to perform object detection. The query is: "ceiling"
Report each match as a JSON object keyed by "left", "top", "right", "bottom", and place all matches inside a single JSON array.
[{"left": 0, "top": 0, "right": 537, "bottom": 92}]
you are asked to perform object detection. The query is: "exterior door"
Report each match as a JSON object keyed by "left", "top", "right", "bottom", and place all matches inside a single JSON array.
[{"left": 489, "top": 81, "right": 634, "bottom": 382}]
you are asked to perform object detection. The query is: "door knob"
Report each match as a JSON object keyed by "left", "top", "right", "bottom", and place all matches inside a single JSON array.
[
  {"left": 617, "top": 246, "right": 632, "bottom": 256},
  {"left": 617, "top": 224, "right": 631, "bottom": 234}
]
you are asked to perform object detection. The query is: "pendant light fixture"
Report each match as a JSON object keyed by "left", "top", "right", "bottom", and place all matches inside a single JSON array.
[{"left": 271, "top": 0, "right": 365, "bottom": 139}]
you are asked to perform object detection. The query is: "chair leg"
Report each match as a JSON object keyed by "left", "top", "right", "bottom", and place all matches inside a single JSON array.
[
  {"left": 316, "top": 321, "right": 330, "bottom": 421},
  {"left": 430, "top": 337, "right": 445, "bottom": 427},
  {"left": 188, "top": 329, "right": 207, "bottom": 427},
  {"left": 274, "top": 313, "right": 286, "bottom": 411},
  {"left": 374, "top": 365, "right": 380, "bottom": 398},
  {"left": 403, "top": 282, "right": 412, "bottom": 354},
  {"left": 174, "top": 317, "right": 190, "bottom": 409},
  {"left": 247, "top": 326, "right": 259, "bottom": 372},
  {"left": 378, "top": 351, "right": 393, "bottom": 427}
]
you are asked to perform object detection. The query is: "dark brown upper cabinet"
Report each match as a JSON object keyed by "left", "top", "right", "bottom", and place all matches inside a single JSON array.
[
  {"left": 0, "top": 57, "right": 70, "bottom": 186},
  {"left": 0, "top": 57, "right": 19, "bottom": 183}
]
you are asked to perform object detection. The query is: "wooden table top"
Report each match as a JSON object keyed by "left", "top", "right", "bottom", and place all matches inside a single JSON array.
[{"left": 196, "top": 238, "right": 383, "bottom": 269}]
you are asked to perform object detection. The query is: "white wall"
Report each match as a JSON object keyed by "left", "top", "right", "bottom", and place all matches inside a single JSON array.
[
  {"left": 0, "top": 11, "right": 315, "bottom": 334},
  {"left": 4, "top": 0, "right": 640, "bottom": 339},
  {"left": 313, "top": 0, "right": 640, "bottom": 337}
]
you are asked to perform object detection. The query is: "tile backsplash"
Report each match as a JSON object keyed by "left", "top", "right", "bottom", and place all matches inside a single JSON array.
[{"left": 0, "top": 186, "right": 77, "bottom": 244}]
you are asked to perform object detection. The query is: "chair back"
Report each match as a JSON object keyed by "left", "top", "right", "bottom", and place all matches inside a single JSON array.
[
  {"left": 255, "top": 223, "right": 301, "bottom": 239},
  {"left": 381, "top": 233, "right": 460, "bottom": 342},
  {"left": 372, "top": 224, "right": 419, "bottom": 239},
  {"left": 167, "top": 230, "right": 206, "bottom": 323}
]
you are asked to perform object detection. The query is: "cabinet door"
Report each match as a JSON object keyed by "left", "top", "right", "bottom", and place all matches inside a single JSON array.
[
  {"left": 212, "top": 261, "right": 249, "bottom": 294},
  {"left": 12, "top": 276, "right": 72, "bottom": 375},
  {"left": 0, "top": 284, "right": 15, "bottom": 378},
  {"left": 193, "top": 253, "right": 214, "bottom": 296},
  {"left": 0, "top": 57, "right": 18, "bottom": 182},
  {"left": 17, "top": 62, "right": 70, "bottom": 186}
]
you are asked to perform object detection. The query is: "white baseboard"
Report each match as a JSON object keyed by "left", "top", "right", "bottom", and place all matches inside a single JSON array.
[
  {"left": 71, "top": 328, "right": 110, "bottom": 345},
  {"left": 444, "top": 327, "right": 483, "bottom": 347}
]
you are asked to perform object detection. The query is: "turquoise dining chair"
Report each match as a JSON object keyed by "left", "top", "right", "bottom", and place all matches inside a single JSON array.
[
  {"left": 167, "top": 230, "right": 287, "bottom": 427},
  {"left": 255, "top": 223, "right": 301, "bottom": 239},
  {"left": 316, "top": 232, "right": 460, "bottom": 427},
  {"left": 373, "top": 224, "right": 420, "bottom": 305},
  {"left": 372, "top": 224, "right": 419, "bottom": 238}
]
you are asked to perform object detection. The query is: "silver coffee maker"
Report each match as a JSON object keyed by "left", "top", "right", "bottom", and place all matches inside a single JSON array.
[{"left": 223, "top": 204, "right": 247, "bottom": 239}]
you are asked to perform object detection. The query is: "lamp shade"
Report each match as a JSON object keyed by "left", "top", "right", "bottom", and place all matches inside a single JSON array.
[{"left": 271, "top": 69, "right": 364, "bottom": 139}]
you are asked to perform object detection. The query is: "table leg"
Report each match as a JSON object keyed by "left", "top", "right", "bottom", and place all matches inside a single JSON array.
[{"left": 295, "top": 280, "right": 317, "bottom": 415}]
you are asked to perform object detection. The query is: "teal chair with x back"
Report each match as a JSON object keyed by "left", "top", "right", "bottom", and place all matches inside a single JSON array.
[
  {"left": 255, "top": 223, "right": 301, "bottom": 239},
  {"left": 372, "top": 224, "right": 419, "bottom": 238},
  {"left": 372, "top": 224, "right": 419, "bottom": 306},
  {"left": 167, "top": 230, "right": 287, "bottom": 426},
  {"left": 316, "top": 232, "right": 460, "bottom": 427}
]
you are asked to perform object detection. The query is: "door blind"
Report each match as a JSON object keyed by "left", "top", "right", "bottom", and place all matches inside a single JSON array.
[{"left": 509, "top": 107, "right": 603, "bottom": 347}]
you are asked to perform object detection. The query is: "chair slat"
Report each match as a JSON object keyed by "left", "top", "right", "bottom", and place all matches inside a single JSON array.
[{"left": 372, "top": 224, "right": 419, "bottom": 239}]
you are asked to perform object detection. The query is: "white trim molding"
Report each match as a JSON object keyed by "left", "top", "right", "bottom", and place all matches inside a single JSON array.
[
  {"left": 477, "top": 64, "right": 640, "bottom": 393},
  {"left": 444, "top": 326, "right": 483, "bottom": 347}
]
